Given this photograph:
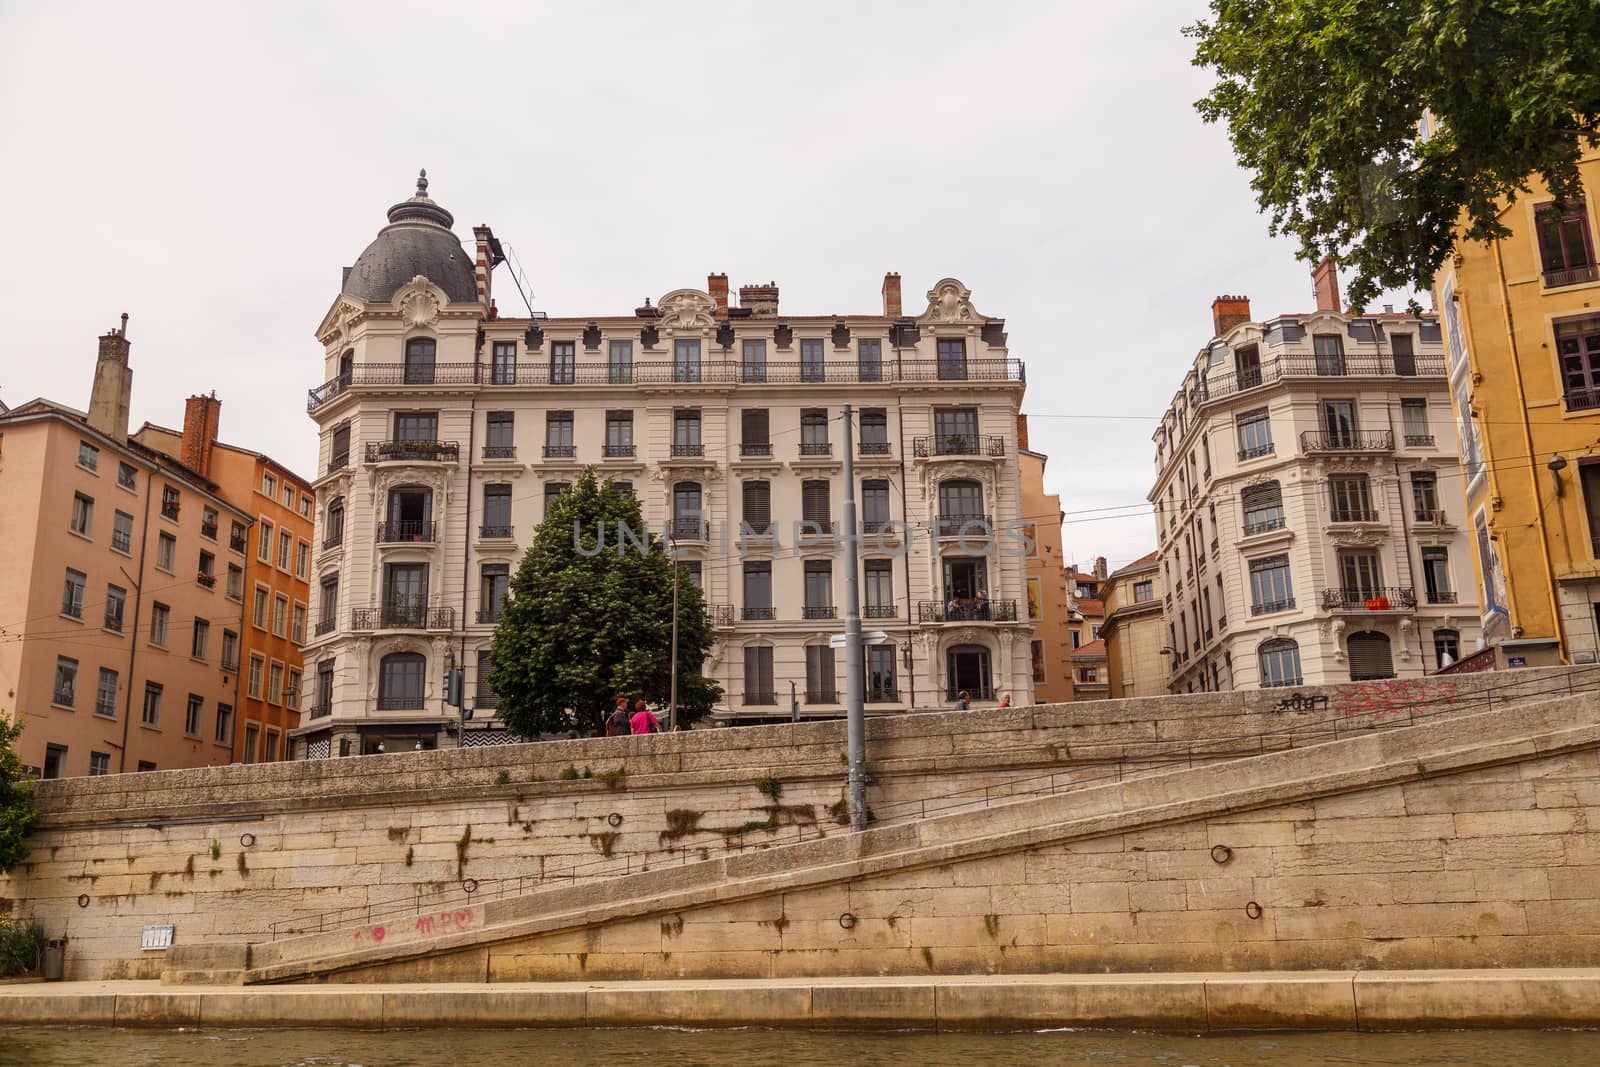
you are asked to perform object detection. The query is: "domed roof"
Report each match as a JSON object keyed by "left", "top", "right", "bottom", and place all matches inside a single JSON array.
[{"left": 341, "top": 170, "right": 478, "bottom": 304}]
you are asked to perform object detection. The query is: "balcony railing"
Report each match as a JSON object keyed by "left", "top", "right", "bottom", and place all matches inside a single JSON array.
[
  {"left": 161, "top": 501, "right": 181, "bottom": 521},
  {"left": 671, "top": 442, "right": 704, "bottom": 457},
  {"left": 798, "top": 520, "right": 837, "bottom": 538},
  {"left": 1320, "top": 586, "right": 1417, "bottom": 612},
  {"left": 913, "top": 434, "right": 1006, "bottom": 458},
  {"left": 866, "top": 687, "right": 900, "bottom": 703},
  {"left": 1404, "top": 434, "right": 1435, "bottom": 447},
  {"left": 668, "top": 518, "right": 708, "bottom": 542},
  {"left": 946, "top": 683, "right": 998, "bottom": 701},
  {"left": 1330, "top": 508, "right": 1380, "bottom": 523},
  {"left": 366, "top": 440, "right": 460, "bottom": 463},
  {"left": 805, "top": 689, "right": 839, "bottom": 704},
  {"left": 602, "top": 443, "right": 635, "bottom": 458},
  {"left": 1189, "top": 352, "right": 1448, "bottom": 407},
  {"left": 1250, "top": 597, "right": 1296, "bottom": 616},
  {"left": 798, "top": 441, "right": 831, "bottom": 456},
  {"left": 917, "top": 600, "right": 1018, "bottom": 623},
  {"left": 1300, "top": 429, "right": 1394, "bottom": 454},
  {"left": 1566, "top": 387, "right": 1600, "bottom": 413},
  {"left": 1414, "top": 508, "right": 1448, "bottom": 525},
  {"left": 543, "top": 443, "right": 576, "bottom": 459},
  {"left": 482, "top": 444, "right": 516, "bottom": 459},
  {"left": 1237, "top": 443, "right": 1275, "bottom": 461},
  {"left": 1425, "top": 589, "right": 1459, "bottom": 604},
  {"left": 479, "top": 524, "right": 513, "bottom": 539},
  {"left": 1545, "top": 263, "right": 1600, "bottom": 289},
  {"left": 860, "top": 441, "right": 892, "bottom": 456},
  {"left": 376, "top": 520, "right": 435, "bottom": 543},
  {"left": 742, "top": 606, "right": 775, "bottom": 621},
  {"left": 476, "top": 608, "right": 502, "bottom": 624},
  {"left": 864, "top": 605, "right": 898, "bottom": 619},
  {"left": 740, "top": 442, "right": 772, "bottom": 457},
  {"left": 742, "top": 691, "right": 777, "bottom": 706},
  {"left": 376, "top": 695, "right": 426, "bottom": 710},
  {"left": 314, "top": 618, "right": 335, "bottom": 636},
  {"left": 802, "top": 605, "right": 836, "bottom": 620},
  {"left": 705, "top": 604, "right": 735, "bottom": 626},
  {"left": 351, "top": 599, "right": 456, "bottom": 630},
  {"left": 323, "top": 529, "right": 344, "bottom": 550},
  {"left": 1243, "top": 517, "right": 1286, "bottom": 536},
  {"left": 933, "top": 514, "right": 992, "bottom": 538},
  {"left": 308, "top": 703, "right": 331, "bottom": 719}
]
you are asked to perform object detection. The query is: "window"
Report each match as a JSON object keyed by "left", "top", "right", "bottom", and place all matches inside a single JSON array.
[
  {"left": 1338, "top": 550, "right": 1383, "bottom": 598},
  {"left": 265, "top": 728, "right": 282, "bottom": 762},
  {"left": 797, "top": 409, "right": 830, "bottom": 455},
  {"left": 1027, "top": 576, "right": 1043, "bottom": 621},
  {"left": 862, "top": 480, "right": 890, "bottom": 532},
  {"left": 860, "top": 408, "right": 889, "bottom": 454},
  {"left": 800, "top": 338, "right": 826, "bottom": 382},
  {"left": 229, "top": 520, "right": 247, "bottom": 554},
  {"left": 1329, "top": 474, "right": 1375, "bottom": 522},
  {"left": 1401, "top": 399, "right": 1431, "bottom": 445},
  {"left": 1320, "top": 400, "right": 1358, "bottom": 448},
  {"left": 741, "top": 480, "right": 773, "bottom": 536},
  {"left": 1411, "top": 471, "right": 1441, "bottom": 521},
  {"left": 316, "top": 660, "right": 335, "bottom": 715},
  {"left": 481, "top": 483, "right": 512, "bottom": 537},
  {"left": 262, "top": 472, "right": 276, "bottom": 498},
  {"left": 804, "top": 560, "right": 833, "bottom": 617},
  {"left": 292, "top": 602, "right": 306, "bottom": 643},
  {"left": 95, "top": 668, "right": 117, "bottom": 718},
  {"left": 681, "top": 559, "right": 702, "bottom": 589},
  {"left": 1347, "top": 631, "right": 1395, "bottom": 681},
  {"left": 277, "top": 530, "right": 292, "bottom": 570},
  {"left": 191, "top": 618, "right": 209, "bottom": 660},
  {"left": 942, "top": 556, "right": 988, "bottom": 606},
  {"left": 253, "top": 587, "right": 269, "bottom": 628},
  {"left": 858, "top": 339, "right": 883, "bottom": 382},
  {"left": 268, "top": 662, "right": 284, "bottom": 705},
  {"left": 296, "top": 541, "right": 309, "bottom": 579},
  {"left": 147, "top": 601, "right": 168, "bottom": 646},
  {"left": 141, "top": 682, "right": 162, "bottom": 727},
  {"left": 491, "top": 340, "right": 517, "bottom": 385},
  {"left": 257, "top": 520, "right": 272, "bottom": 563},
  {"left": 330, "top": 423, "right": 351, "bottom": 469},
  {"left": 161, "top": 485, "right": 180, "bottom": 521},
  {"left": 945, "top": 644, "right": 993, "bottom": 699},
  {"left": 247, "top": 655, "right": 264, "bottom": 699},
  {"left": 485, "top": 411, "right": 515, "bottom": 458},
  {"left": 1241, "top": 482, "right": 1284, "bottom": 534},
  {"left": 933, "top": 408, "right": 979, "bottom": 454},
  {"left": 1236, "top": 407, "right": 1273, "bottom": 459},
  {"left": 221, "top": 629, "right": 239, "bottom": 672},
  {"left": 61, "top": 569, "right": 86, "bottom": 619},
  {"left": 1536, "top": 199, "right": 1595, "bottom": 284},
  {"left": 604, "top": 411, "right": 633, "bottom": 456},
  {"left": 199, "top": 549, "right": 216, "bottom": 584},
  {"left": 1133, "top": 580, "right": 1154, "bottom": 603},
  {"left": 185, "top": 695, "right": 203, "bottom": 738},
  {"left": 673, "top": 409, "right": 702, "bottom": 454},
  {"left": 609, "top": 339, "right": 633, "bottom": 384},
  {"left": 70, "top": 492, "right": 93, "bottom": 536},
  {"left": 384, "top": 562, "right": 429, "bottom": 625},
  {"left": 674, "top": 338, "right": 701, "bottom": 383},
  {"left": 543, "top": 481, "right": 570, "bottom": 517},
  {"left": 243, "top": 724, "right": 260, "bottom": 764},
  {"left": 672, "top": 482, "right": 703, "bottom": 539},
  {"left": 1258, "top": 638, "right": 1303, "bottom": 687},
  {"left": 385, "top": 485, "right": 432, "bottom": 538},
  {"left": 868, "top": 645, "right": 897, "bottom": 701},
  {"left": 273, "top": 594, "right": 289, "bottom": 637},
  {"left": 480, "top": 563, "right": 510, "bottom": 622},
  {"left": 404, "top": 337, "right": 437, "bottom": 383},
  {"left": 224, "top": 563, "right": 244, "bottom": 602},
  {"left": 1556, "top": 317, "right": 1600, "bottom": 409},
  {"left": 1248, "top": 555, "right": 1294, "bottom": 615},
  {"left": 741, "top": 339, "right": 766, "bottom": 382},
  {"left": 117, "top": 462, "right": 137, "bottom": 490},
  {"left": 393, "top": 411, "right": 438, "bottom": 442},
  {"left": 1313, "top": 333, "right": 1346, "bottom": 375},
  {"left": 43, "top": 744, "right": 67, "bottom": 780},
  {"left": 801, "top": 480, "right": 831, "bottom": 529},
  {"left": 112, "top": 510, "right": 133, "bottom": 554},
  {"left": 149, "top": 533, "right": 175, "bottom": 575},
  {"left": 1030, "top": 640, "right": 1047, "bottom": 684},
  {"left": 378, "top": 652, "right": 427, "bottom": 709},
  {"left": 319, "top": 576, "right": 339, "bottom": 631},
  {"left": 1390, "top": 332, "right": 1417, "bottom": 376},
  {"left": 611, "top": 479, "right": 633, "bottom": 497},
  {"left": 78, "top": 441, "right": 99, "bottom": 471},
  {"left": 805, "top": 644, "right": 836, "bottom": 701},
  {"left": 545, "top": 411, "right": 575, "bottom": 457},
  {"left": 743, "top": 646, "right": 774, "bottom": 703},
  {"left": 741, "top": 409, "right": 770, "bottom": 455},
  {"left": 937, "top": 337, "right": 967, "bottom": 380},
  {"left": 743, "top": 561, "right": 773, "bottom": 619},
  {"left": 89, "top": 752, "right": 110, "bottom": 777},
  {"left": 215, "top": 703, "right": 234, "bottom": 745},
  {"left": 1433, "top": 629, "right": 1461, "bottom": 670},
  {"left": 1422, "top": 548, "right": 1453, "bottom": 603},
  {"left": 550, "top": 340, "right": 575, "bottom": 385},
  {"left": 201, "top": 506, "right": 219, "bottom": 541},
  {"left": 938, "top": 479, "right": 984, "bottom": 529},
  {"left": 865, "top": 559, "right": 894, "bottom": 615},
  {"left": 53, "top": 656, "right": 78, "bottom": 706},
  {"left": 1585, "top": 463, "right": 1600, "bottom": 558}
]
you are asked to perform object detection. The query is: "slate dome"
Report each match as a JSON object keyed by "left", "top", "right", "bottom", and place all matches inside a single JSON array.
[{"left": 341, "top": 170, "right": 477, "bottom": 304}]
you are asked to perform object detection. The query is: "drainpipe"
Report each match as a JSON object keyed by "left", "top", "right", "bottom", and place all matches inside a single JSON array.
[
  {"left": 895, "top": 397, "right": 916, "bottom": 708},
  {"left": 117, "top": 466, "right": 155, "bottom": 774},
  {"left": 457, "top": 359, "right": 481, "bottom": 747},
  {"left": 1392, "top": 457, "right": 1427, "bottom": 670},
  {"left": 232, "top": 514, "right": 251, "bottom": 762}
]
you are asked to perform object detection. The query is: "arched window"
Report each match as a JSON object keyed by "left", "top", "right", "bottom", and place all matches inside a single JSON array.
[
  {"left": 946, "top": 643, "right": 993, "bottom": 701},
  {"left": 404, "top": 337, "right": 436, "bottom": 384},
  {"left": 325, "top": 497, "right": 345, "bottom": 548},
  {"left": 1258, "top": 638, "right": 1302, "bottom": 688},
  {"left": 1432, "top": 628, "right": 1461, "bottom": 670},
  {"left": 1348, "top": 631, "right": 1395, "bottom": 681},
  {"left": 383, "top": 486, "right": 432, "bottom": 542},
  {"left": 377, "top": 652, "right": 426, "bottom": 710},
  {"left": 673, "top": 482, "right": 703, "bottom": 540},
  {"left": 1241, "top": 482, "right": 1284, "bottom": 534}
]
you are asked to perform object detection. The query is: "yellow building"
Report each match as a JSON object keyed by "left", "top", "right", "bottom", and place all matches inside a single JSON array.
[
  {"left": 1100, "top": 551, "right": 1164, "bottom": 699},
  {"left": 1017, "top": 416, "right": 1072, "bottom": 702},
  {"left": 1434, "top": 141, "right": 1600, "bottom": 665}
]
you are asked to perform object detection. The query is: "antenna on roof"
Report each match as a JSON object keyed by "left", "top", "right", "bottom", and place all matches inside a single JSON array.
[{"left": 502, "top": 242, "right": 539, "bottom": 318}]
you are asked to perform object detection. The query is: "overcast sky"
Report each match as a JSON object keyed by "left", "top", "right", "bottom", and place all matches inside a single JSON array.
[{"left": 0, "top": 1, "right": 1416, "bottom": 573}]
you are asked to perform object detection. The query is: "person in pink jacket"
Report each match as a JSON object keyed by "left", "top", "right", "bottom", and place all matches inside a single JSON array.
[{"left": 629, "top": 698, "right": 661, "bottom": 735}]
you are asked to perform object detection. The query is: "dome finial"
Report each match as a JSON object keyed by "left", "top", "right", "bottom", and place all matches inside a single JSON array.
[{"left": 416, "top": 168, "right": 429, "bottom": 196}]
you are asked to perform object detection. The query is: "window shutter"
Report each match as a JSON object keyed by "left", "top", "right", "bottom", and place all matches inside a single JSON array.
[
  {"left": 1347, "top": 632, "right": 1394, "bottom": 681},
  {"left": 743, "top": 481, "right": 771, "bottom": 531},
  {"left": 803, "top": 480, "right": 830, "bottom": 523},
  {"left": 742, "top": 409, "right": 769, "bottom": 444}
]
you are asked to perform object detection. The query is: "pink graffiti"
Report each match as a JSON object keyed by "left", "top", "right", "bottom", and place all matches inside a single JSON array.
[
  {"left": 1335, "top": 679, "right": 1456, "bottom": 724},
  {"left": 415, "top": 915, "right": 435, "bottom": 935},
  {"left": 352, "top": 924, "right": 387, "bottom": 944}
]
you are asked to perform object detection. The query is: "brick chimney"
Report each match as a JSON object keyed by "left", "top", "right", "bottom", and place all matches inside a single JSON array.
[
  {"left": 738, "top": 282, "right": 779, "bottom": 317},
  {"left": 708, "top": 272, "right": 729, "bottom": 315},
  {"left": 882, "top": 272, "right": 902, "bottom": 318},
  {"left": 1016, "top": 413, "right": 1030, "bottom": 451},
  {"left": 1211, "top": 295, "right": 1251, "bottom": 338},
  {"left": 181, "top": 393, "right": 222, "bottom": 477},
  {"left": 1313, "top": 257, "right": 1341, "bottom": 312},
  {"left": 472, "top": 225, "right": 503, "bottom": 309},
  {"left": 87, "top": 314, "right": 133, "bottom": 441},
  {"left": 1094, "top": 556, "right": 1108, "bottom": 580}
]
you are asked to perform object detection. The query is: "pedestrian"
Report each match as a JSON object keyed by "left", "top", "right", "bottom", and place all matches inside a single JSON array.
[
  {"left": 630, "top": 698, "right": 661, "bottom": 735},
  {"left": 957, "top": 689, "right": 971, "bottom": 711},
  {"left": 604, "top": 697, "right": 631, "bottom": 737},
  {"left": 998, "top": 691, "right": 1011, "bottom": 709}
]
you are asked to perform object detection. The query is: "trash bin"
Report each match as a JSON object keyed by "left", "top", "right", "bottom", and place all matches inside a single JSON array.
[{"left": 42, "top": 938, "right": 66, "bottom": 982}]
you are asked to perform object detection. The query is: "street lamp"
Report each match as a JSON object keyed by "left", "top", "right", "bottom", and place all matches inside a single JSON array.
[{"left": 668, "top": 530, "right": 680, "bottom": 732}]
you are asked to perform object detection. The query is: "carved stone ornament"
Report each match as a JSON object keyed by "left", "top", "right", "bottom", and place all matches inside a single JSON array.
[
  {"left": 1241, "top": 472, "right": 1279, "bottom": 489},
  {"left": 919, "top": 278, "right": 985, "bottom": 324},
  {"left": 656, "top": 289, "right": 718, "bottom": 331},
  {"left": 396, "top": 279, "right": 443, "bottom": 328},
  {"left": 1329, "top": 529, "right": 1385, "bottom": 547}
]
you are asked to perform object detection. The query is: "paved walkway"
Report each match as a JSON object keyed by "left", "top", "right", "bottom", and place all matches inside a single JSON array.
[{"left": 1, "top": 970, "right": 1598, "bottom": 1031}]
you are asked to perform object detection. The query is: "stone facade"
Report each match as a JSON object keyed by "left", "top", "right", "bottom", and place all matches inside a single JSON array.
[{"left": 1101, "top": 551, "right": 1164, "bottom": 698}]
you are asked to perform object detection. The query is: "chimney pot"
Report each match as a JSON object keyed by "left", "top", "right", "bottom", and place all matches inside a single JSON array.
[
  {"left": 1210, "top": 295, "right": 1251, "bottom": 337},
  {"left": 708, "top": 272, "right": 729, "bottom": 315},
  {"left": 87, "top": 320, "right": 134, "bottom": 440},
  {"left": 881, "top": 271, "right": 902, "bottom": 318},
  {"left": 1016, "top": 413, "right": 1030, "bottom": 451}
]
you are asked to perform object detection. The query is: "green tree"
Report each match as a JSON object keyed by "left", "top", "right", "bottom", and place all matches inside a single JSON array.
[
  {"left": 1188, "top": 1, "right": 1600, "bottom": 309},
  {"left": 0, "top": 716, "right": 39, "bottom": 873},
  {"left": 487, "top": 469, "right": 721, "bottom": 737}
]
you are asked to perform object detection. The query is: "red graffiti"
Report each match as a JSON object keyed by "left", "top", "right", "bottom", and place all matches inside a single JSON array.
[
  {"left": 372, "top": 925, "right": 386, "bottom": 943},
  {"left": 415, "top": 915, "right": 435, "bottom": 935},
  {"left": 1334, "top": 679, "right": 1456, "bottom": 724}
]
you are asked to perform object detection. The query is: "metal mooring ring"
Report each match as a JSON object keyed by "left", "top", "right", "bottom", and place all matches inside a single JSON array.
[
  {"left": 239, "top": 833, "right": 257, "bottom": 848},
  {"left": 607, "top": 812, "right": 624, "bottom": 828},
  {"left": 77, "top": 894, "right": 90, "bottom": 908},
  {"left": 838, "top": 912, "right": 858, "bottom": 930},
  {"left": 1210, "top": 844, "right": 1233, "bottom": 864},
  {"left": 1245, "top": 901, "right": 1263, "bottom": 920},
  {"left": 462, "top": 878, "right": 479, "bottom": 895}
]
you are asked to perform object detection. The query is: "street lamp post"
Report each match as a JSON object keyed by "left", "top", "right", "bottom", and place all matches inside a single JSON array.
[
  {"left": 841, "top": 404, "right": 867, "bottom": 831},
  {"left": 669, "top": 531, "right": 679, "bottom": 732}
]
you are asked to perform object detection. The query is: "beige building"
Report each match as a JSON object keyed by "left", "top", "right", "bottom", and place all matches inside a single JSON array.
[
  {"left": 0, "top": 322, "right": 255, "bottom": 776},
  {"left": 299, "top": 173, "right": 1032, "bottom": 752},
  {"left": 1150, "top": 261, "right": 1483, "bottom": 691},
  {"left": 1100, "top": 551, "right": 1164, "bottom": 698}
]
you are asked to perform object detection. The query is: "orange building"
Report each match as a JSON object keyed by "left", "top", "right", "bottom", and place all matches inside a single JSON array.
[
  {"left": 134, "top": 397, "right": 313, "bottom": 763},
  {"left": 1017, "top": 415, "right": 1073, "bottom": 702}
]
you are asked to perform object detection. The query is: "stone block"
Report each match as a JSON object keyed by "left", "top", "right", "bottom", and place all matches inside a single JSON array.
[
  {"left": 1045, "top": 911, "right": 1135, "bottom": 944},
  {"left": 1134, "top": 908, "right": 1278, "bottom": 944},
  {"left": 200, "top": 990, "right": 385, "bottom": 1028},
  {"left": 1294, "top": 814, "right": 1455, "bottom": 845},
  {"left": 113, "top": 993, "right": 202, "bottom": 1026},
  {"left": 1443, "top": 836, "right": 1566, "bottom": 871},
  {"left": 1272, "top": 841, "right": 1443, "bottom": 876},
  {"left": 1204, "top": 973, "right": 1357, "bottom": 1030},
  {"left": 1402, "top": 779, "right": 1536, "bottom": 815},
  {"left": 1128, "top": 880, "right": 1187, "bottom": 913},
  {"left": 991, "top": 880, "right": 1073, "bottom": 916},
  {"left": 1389, "top": 871, "right": 1478, "bottom": 904},
  {"left": 1473, "top": 868, "right": 1551, "bottom": 902},
  {"left": 1355, "top": 972, "right": 1600, "bottom": 1029},
  {"left": 1070, "top": 882, "right": 1131, "bottom": 914},
  {"left": 1453, "top": 809, "right": 1584, "bottom": 838},
  {"left": 587, "top": 984, "right": 809, "bottom": 1027},
  {"left": 810, "top": 982, "right": 936, "bottom": 1029},
  {"left": 1251, "top": 874, "right": 1394, "bottom": 909},
  {"left": 0, "top": 994, "right": 117, "bottom": 1025}
]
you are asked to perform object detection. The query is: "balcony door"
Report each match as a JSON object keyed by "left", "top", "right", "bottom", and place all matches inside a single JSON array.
[
  {"left": 673, "top": 482, "right": 702, "bottom": 539},
  {"left": 946, "top": 645, "right": 992, "bottom": 699},
  {"left": 1338, "top": 551, "right": 1383, "bottom": 599},
  {"left": 386, "top": 486, "right": 432, "bottom": 540},
  {"left": 1313, "top": 334, "right": 1346, "bottom": 376},
  {"left": 404, "top": 338, "right": 436, "bottom": 384},
  {"left": 942, "top": 557, "right": 988, "bottom": 607},
  {"left": 1321, "top": 400, "right": 1357, "bottom": 447},
  {"left": 383, "top": 562, "right": 428, "bottom": 625}
]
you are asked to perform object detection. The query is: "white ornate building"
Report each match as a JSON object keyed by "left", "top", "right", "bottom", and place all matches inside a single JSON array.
[
  {"left": 1149, "top": 261, "right": 1483, "bottom": 692},
  {"left": 296, "top": 173, "right": 1032, "bottom": 754}
]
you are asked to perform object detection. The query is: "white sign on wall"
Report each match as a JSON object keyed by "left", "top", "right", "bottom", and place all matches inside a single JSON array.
[{"left": 140, "top": 924, "right": 175, "bottom": 951}]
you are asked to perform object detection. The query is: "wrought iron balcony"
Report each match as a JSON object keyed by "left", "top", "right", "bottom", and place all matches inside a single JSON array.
[
  {"left": 229, "top": 531, "right": 247, "bottom": 553},
  {"left": 1425, "top": 589, "right": 1458, "bottom": 604},
  {"left": 323, "top": 529, "right": 344, "bottom": 550},
  {"left": 1414, "top": 508, "right": 1448, "bottom": 525},
  {"left": 860, "top": 441, "right": 892, "bottom": 456},
  {"left": 742, "top": 691, "right": 777, "bottom": 706},
  {"left": 475, "top": 608, "right": 502, "bottom": 624},
  {"left": 740, "top": 442, "right": 772, "bottom": 457},
  {"left": 669, "top": 518, "right": 708, "bottom": 542},
  {"left": 913, "top": 434, "right": 1006, "bottom": 458},
  {"left": 376, "top": 695, "right": 426, "bottom": 710},
  {"left": 1565, "top": 387, "right": 1600, "bottom": 412},
  {"left": 798, "top": 520, "right": 837, "bottom": 539},
  {"left": 482, "top": 444, "right": 516, "bottom": 459},
  {"left": 308, "top": 703, "right": 331, "bottom": 719},
  {"left": 376, "top": 520, "right": 435, "bottom": 543},
  {"left": 602, "top": 443, "right": 635, "bottom": 458},
  {"left": 351, "top": 599, "right": 456, "bottom": 630},
  {"left": 742, "top": 606, "right": 776, "bottom": 621},
  {"left": 1250, "top": 598, "right": 1296, "bottom": 616},
  {"left": 933, "top": 514, "right": 992, "bottom": 538},
  {"left": 1544, "top": 263, "right": 1600, "bottom": 289},
  {"left": 1300, "top": 429, "right": 1394, "bottom": 454},
  {"left": 1329, "top": 507, "right": 1380, "bottom": 523},
  {"left": 314, "top": 618, "right": 335, "bottom": 636},
  {"left": 1320, "top": 587, "right": 1416, "bottom": 612},
  {"left": 366, "top": 440, "right": 460, "bottom": 463},
  {"left": 865, "top": 605, "right": 898, "bottom": 619},
  {"left": 798, "top": 441, "right": 832, "bottom": 456},
  {"left": 671, "top": 442, "right": 704, "bottom": 457},
  {"left": 200, "top": 522, "right": 218, "bottom": 540},
  {"left": 1243, "top": 517, "right": 1286, "bottom": 536},
  {"left": 802, "top": 605, "right": 836, "bottom": 619},
  {"left": 917, "top": 600, "right": 1018, "bottom": 623},
  {"left": 479, "top": 524, "right": 513, "bottom": 539},
  {"left": 1188, "top": 353, "right": 1448, "bottom": 407},
  {"left": 1404, "top": 434, "right": 1435, "bottom": 447},
  {"left": 805, "top": 689, "right": 839, "bottom": 704},
  {"left": 705, "top": 603, "right": 735, "bottom": 626},
  {"left": 543, "top": 443, "right": 576, "bottom": 459}
]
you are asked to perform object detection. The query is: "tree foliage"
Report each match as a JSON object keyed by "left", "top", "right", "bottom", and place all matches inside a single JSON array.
[
  {"left": 0, "top": 716, "right": 39, "bottom": 874},
  {"left": 1188, "top": 0, "right": 1600, "bottom": 309},
  {"left": 486, "top": 470, "right": 721, "bottom": 737}
]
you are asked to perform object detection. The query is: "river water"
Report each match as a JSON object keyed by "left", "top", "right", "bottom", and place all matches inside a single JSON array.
[{"left": 1, "top": 1026, "right": 1596, "bottom": 1066}]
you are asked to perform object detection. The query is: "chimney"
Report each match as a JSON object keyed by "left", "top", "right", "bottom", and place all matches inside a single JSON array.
[
  {"left": 1313, "top": 257, "right": 1340, "bottom": 312},
  {"left": 881, "top": 272, "right": 902, "bottom": 318},
  {"left": 708, "top": 272, "right": 729, "bottom": 315},
  {"left": 87, "top": 314, "right": 133, "bottom": 441},
  {"left": 472, "top": 225, "right": 503, "bottom": 308},
  {"left": 181, "top": 393, "right": 222, "bottom": 477},
  {"left": 1094, "top": 556, "right": 1108, "bottom": 580},
  {"left": 1211, "top": 295, "right": 1251, "bottom": 337},
  {"left": 738, "top": 282, "right": 779, "bottom": 317},
  {"left": 1016, "top": 413, "right": 1030, "bottom": 451}
]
